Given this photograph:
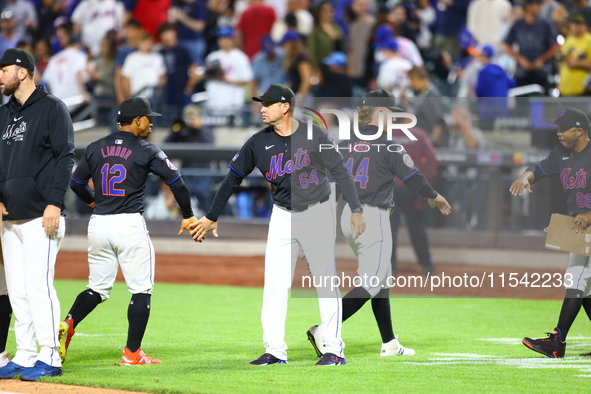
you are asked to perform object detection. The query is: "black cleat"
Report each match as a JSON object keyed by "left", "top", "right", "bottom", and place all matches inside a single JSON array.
[
  {"left": 249, "top": 353, "right": 287, "bottom": 365},
  {"left": 315, "top": 353, "right": 346, "bottom": 366},
  {"left": 522, "top": 332, "right": 565, "bottom": 358}
]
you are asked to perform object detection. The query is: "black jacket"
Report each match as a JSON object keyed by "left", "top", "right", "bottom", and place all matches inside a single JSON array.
[{"left": 0, "top": 85, "right": 75, "bottom": 220}]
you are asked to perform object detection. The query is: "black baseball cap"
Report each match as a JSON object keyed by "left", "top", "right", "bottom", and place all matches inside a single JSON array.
[
  {"left": 252, "top": 84, "right": 295, "bottom": 104},
  {"left": 548, "top": 108, "right": 590, "bottom": 131},
  {"left": 118, "top": 97, "right": 162, "bottom": 117},
  {"left": 570, "top": 13, "right": 586, "bottom": 23},
  {"left": 0, "top": 48, "right": 35, "bottom": 71},
  {"left": 362, "top": 89, "right": 404, "bottom": 111}
]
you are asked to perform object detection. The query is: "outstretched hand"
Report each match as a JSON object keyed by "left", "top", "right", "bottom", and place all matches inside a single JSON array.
[
  {"left": 178, "top": 216, "right": 198, "bottom": 236},
  {"left": 428, "top": 194, "right": 452, "bottom": 215},
  {"left": 509, "top": 176, "right": 533, "bottom": 196},
  {"left": 189, "top": 216, "right": 219, "bottom": 243}
]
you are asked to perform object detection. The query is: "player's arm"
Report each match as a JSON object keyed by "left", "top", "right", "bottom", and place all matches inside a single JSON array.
[
  {"left": 509, "top": 170, "right": 534, "bottom": 196},
  {"left": 510, "top": 146, "right": 560, "bottom": 195},
  {"left": 69, "top": 146, "right": 95, "bottom": 206},
  {"left": 167, "top": 176, "right": 198, "bottom": 236},
  {"left": 393, "top": 148, "right": 451, "bottom": 214},
  {"left": 190, "top": 169, "right": 245, "bottom": 241},
  {"left": 148, "top": 149, "right": 197, "bottom": 237},
  {"left": 318, "top": 131, "right": 365, "bottom": 237},
  {"left": 45, "top": 100, "right": 76, "bottom": 235}
]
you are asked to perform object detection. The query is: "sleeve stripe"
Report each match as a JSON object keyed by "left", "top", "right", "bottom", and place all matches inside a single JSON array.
[
  {"left": 71, "top": 177, "right": 87, "bottom": 185},
  {"left": 401, "top": 170, "right": 419, "bottom": 181},
  {"left": 228, "top": 164, "right": 245, "bottom": 178},
  {"left": 166, "top": 174, "right": 181, "bottom": 185},
  {"left": 331, "top": 159, "right": 344, "bottom": 169},
  {"left": 537, "top": 163, "right": 548, "bottom": 177}
]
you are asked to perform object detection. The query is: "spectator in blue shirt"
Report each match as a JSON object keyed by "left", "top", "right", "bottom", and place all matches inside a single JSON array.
[
  {"left": 433, "top": 0, "right": 471, "bottom": 57},
  {"left": 169, "top": 0, "right": 208, "bottom": 65},
  {"left": 501, "top": 0, "right": 560, "bottom": 94},
  {"left": 476, "top": 44, "right": 515, "bottom": 128},
  {"left": 251, "top": 35, "right": 286, "bottom": 96},
  {"left": 158, "top": 22, "right": 199, "bottom": 126}
]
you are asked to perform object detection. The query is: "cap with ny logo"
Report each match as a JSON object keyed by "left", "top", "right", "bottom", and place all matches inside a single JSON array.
[{"left": 548, "top": 108, "right": 590, "bottom": 132}]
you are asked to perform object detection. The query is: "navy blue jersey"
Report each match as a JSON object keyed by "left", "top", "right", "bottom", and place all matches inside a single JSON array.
[
  {"left": 529, "top": 142, "right": 591, "bottom": 214},
  {"left": 72, "top": 130, "right": 181, "bottom": 215},
  {"left": 229, "top": 121, "right": 358, "bottom": 209},
  {"left": 340, "top": 125, "right": 422, "bottom": 209}
]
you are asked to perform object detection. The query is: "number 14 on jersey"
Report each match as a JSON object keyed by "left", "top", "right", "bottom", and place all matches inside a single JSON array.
[{"left": 345, "top": 157, "right": 370, "bottom": 189}]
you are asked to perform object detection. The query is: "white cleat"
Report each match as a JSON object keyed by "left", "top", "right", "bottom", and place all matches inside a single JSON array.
[
  {"left": 381, "top": 338, "right": 416, "bottom": 356},
  {"left": 0, "top": 351, "right": 10, "bottom": 367}
]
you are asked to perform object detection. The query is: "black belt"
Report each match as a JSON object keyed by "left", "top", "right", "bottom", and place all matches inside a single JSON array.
[{"left": 277, "top": 196, "right": 330, "bottom": 213}]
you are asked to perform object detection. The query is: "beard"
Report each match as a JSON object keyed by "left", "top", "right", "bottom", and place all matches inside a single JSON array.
[{"left": 1, "top": 74, "right": 20, "bottom": 97}]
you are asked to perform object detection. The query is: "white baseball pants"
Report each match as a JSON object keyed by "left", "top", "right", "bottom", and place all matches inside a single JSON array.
[
  {"left": 341, "top": 205, "right": 392, "bottom": 298},
  {"left": 262, "top": 200, "right": 344, "bottom": 360},
  {"left": 1, "top": 217, "right": 65, "bottom": 368},
  {"left": 87, "top": 213, "right": 155, "bottom": 300}
]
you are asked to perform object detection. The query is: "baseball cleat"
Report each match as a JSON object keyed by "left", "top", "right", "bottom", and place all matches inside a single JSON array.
[
  {"left": 381, "top": 338, "right": 416, "bottom": 356},
  {"left": 522, "top": 332, "right": 565, "bottom": 358},
  {"left": 0, "top": 351, "right": 10, "bottom": 368},
  {"left": 19, "top": 361, "right": 62, "bottom": 381},
  {"left": 0, "top": 361, "right": 26, "bottom": 379},
  {"left": 580, "top": 352, "right": 591, "bottom": 356},
  {"left": 120, "top": 348, "right": 161, "bottom": 365},
  {"left": 249, "top": 353, "right": 287, "bottom": 365},
  {"left": 315, "top": 353, "right": 346, "bottom": 366},
  {"left": 58, "top": 318, "right": 75, "bottom": 363},
  {"left": 306, "top": 324, "right": 324, "bottom": 358}
]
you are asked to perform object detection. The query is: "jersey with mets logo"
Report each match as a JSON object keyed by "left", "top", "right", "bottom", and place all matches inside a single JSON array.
[
  {"left": 339, "top": 125, "right": 432, "bottom": 209},
  {"left": 528, "top": 142, "right": 591, "bottom": 214},
  {"left": 71, "top": 130, "right": 181, "bottom": 215},
  {"left": 229, "top": 121, "right": 360, "bottom": 209}
]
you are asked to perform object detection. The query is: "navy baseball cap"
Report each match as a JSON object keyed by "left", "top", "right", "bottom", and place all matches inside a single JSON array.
[
  {"left": 260, "top": 35, "right": 276, "bottom": 55},
  {"left": 118, "top": 97, "right": 162, "bottom": 117},
  {"left": 323, "top": 51, "right": 347, "bottom": 68},
  {"left": 363, "top": 89, "right": 404, "bottom": 112},
  {"left": 217, "top": 26, "right": 234, "bottom": 38},
  {"left": 480, "top": 44, "right": 494, "bottom": 58},
  {"left": 279, "top": 30, "right": 301, "bottom": 45},
  {"left": 0, "top": 48, "right": 35, "bottom": 71},
  {"left": 252, "top": 84, "right": 295, "bottom": 104},
  {"left": 548, "top": 108, "right": 590, "bottom": 131},
  {"left": 376, "top": 39, "right": 398, "bottom": 52},
  {"left": 373, "top": 24, "right": 393, "bottom": 43}
]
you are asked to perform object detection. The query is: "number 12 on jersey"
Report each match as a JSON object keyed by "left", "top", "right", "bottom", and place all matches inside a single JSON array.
[
  {"left": 345, "top": 157, "right": 370, "bottom": 189},
  {"left": 101, "top": 163, "right": 127, "bottom": 196}
]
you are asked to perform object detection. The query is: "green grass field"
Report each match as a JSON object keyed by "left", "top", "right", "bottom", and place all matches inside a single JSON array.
[{"left": 4, "top": 280, "right": 591, "bottom": 393}]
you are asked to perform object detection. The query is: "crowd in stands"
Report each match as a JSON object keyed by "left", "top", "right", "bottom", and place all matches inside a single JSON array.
[
  {"left": 3, "top": 0, "right": 587, "bottom": 222},
  {"left": 2, "top": 0, "right": 588, "bottom": 133}
]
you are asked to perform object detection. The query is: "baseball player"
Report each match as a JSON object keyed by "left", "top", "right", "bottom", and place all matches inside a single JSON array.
[
  {"left": 190, "top": 84, "right": 366, "bottom": 366},
  {"left": 59, "top": 97, "right": 197, "bottom": 365},
  {"left": 307, "top": 90, "right": 451, "bottom": 357},
  {"left": 511, "top": 108, "right": 591, "bottom": 358},
  {"left": 0, "top": 48, "right": 75, "bottom": 381}
]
